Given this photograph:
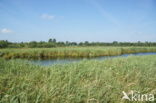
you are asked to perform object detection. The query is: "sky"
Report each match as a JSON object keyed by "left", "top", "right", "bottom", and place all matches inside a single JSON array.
[{"left": 0, "top": 0, "right": 156, "bottom": 42}]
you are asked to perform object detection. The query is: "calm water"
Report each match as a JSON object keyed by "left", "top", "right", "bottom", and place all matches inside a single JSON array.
[{"left": 31, "top": 52, "right": 156, "bottom": 66}]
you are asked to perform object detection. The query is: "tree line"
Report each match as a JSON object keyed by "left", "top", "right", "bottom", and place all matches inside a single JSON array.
[{"left": 0, "top": 39, "right": 156, "bottom": 48}]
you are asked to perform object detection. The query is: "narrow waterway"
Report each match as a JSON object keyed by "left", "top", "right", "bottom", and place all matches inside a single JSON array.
[{"left": 31, "top": 52, "right": 156, "bottom": 66}]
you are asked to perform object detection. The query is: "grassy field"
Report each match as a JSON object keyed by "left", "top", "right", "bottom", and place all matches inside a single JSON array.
[
  {"left": 0, "top": 47, "right": 156, "bottom": 59},
  {"left": 0, "top": 55, "right": 156, "bottom": 103}
]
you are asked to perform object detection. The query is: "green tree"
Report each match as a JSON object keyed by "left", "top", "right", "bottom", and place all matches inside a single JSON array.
[{"left": 0, "top": 40, "right": 9, "bottom": 48}]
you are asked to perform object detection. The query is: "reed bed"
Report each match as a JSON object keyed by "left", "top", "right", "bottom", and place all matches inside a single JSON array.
[
  {"left": 0, "top": 55, "right": 156, "bottom": 103},
  {"left": 0, "top": 47, "right": 156, "bottom": 59}
]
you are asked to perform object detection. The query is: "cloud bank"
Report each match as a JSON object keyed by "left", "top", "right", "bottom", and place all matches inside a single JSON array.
[{"left": 0, "top": 28, "right": 13, "bottom": 34}]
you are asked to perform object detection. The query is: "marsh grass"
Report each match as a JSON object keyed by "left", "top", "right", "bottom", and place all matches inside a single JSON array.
[
  {"left": 0, "top": 55, "right": 156, "bottom": 103},
  {"left": 0, "top": 47, "right": 156, "bottom": 59}
]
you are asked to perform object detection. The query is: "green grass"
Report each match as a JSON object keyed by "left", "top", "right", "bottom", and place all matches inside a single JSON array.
[
  {"left": 0, "top": 55, "right": 156, "bottom": 103},
  {"left": 0, "top": 47, "right": 156, "bottom": 59}
]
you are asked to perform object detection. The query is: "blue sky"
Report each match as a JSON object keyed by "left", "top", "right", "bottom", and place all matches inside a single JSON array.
[{"left": 0, "top": 0, "right": 156, "bottom": 42}]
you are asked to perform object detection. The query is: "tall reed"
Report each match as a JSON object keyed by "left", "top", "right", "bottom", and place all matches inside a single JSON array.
[
  {"left": 0, "top": 47, "right": 156, "bottom": 59},
  {"left": 0, "top": 55, "right": 156, "bottom": 103}
]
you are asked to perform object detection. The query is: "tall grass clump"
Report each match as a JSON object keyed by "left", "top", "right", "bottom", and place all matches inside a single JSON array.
[{"left": 0, "top": 55, "right": 156, "bottom": 103}]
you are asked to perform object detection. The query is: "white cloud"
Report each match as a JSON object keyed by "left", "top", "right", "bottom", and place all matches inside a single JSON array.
[
  {"left": 41, "top": 14, "right": 55, "bottom": 20},
  {"left": 0, "top": 28, "right": 13, "bottom": 34}
]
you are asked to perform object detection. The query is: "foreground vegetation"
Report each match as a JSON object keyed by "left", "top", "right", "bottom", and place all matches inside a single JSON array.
[
  {"left": 0, "top": 55, "right": 156, "bottom": 103},
  {"left": 0, "top": 47, "right": 156, "bottom": 59}
]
